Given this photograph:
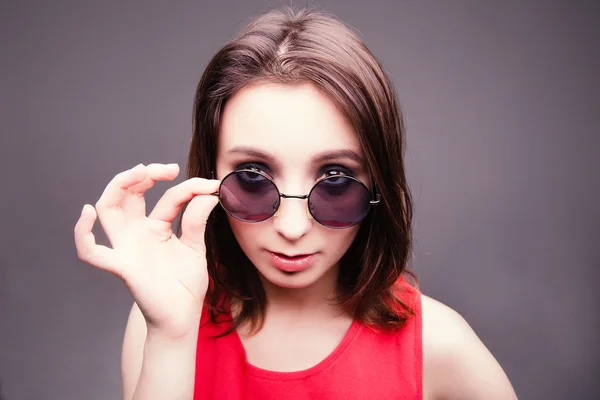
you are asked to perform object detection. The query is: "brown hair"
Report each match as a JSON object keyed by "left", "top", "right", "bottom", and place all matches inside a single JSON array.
[{"left": 181, "top": 6, "right": 415, "bottom": 335}]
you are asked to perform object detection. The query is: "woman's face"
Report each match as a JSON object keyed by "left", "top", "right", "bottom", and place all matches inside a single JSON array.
[{"left": 215, "top": 82, "right": 369, "bottom": 290}]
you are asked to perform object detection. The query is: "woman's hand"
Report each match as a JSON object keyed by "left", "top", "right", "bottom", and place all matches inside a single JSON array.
[{"left": 74, "top": 163, "right": 220, "bottom": 339}]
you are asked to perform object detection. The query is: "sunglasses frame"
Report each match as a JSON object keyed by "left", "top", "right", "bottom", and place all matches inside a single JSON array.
[{"left": 210, "top": 169, "right": 381, "bottom": 229}]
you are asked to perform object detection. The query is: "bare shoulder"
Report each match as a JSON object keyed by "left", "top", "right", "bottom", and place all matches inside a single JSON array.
[{"left": 420, "top": 294, "right": 518, "bottom": 400}]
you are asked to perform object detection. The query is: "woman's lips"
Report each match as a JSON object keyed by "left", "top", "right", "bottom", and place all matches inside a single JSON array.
[{"left": 268, "top": 251, "right": 314, "bottom": 273}]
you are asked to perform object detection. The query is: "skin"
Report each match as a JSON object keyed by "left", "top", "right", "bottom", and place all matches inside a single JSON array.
[{"left": 75, "top": 82, "right": 517, "bottom": 399}]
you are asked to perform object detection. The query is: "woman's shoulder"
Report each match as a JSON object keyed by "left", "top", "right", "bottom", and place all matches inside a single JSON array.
[
  {"left": 420, "top": 294, "right": 518, "bottom": 400},
  {"left": 420, "top": 294, "right": 467, "bottom": 337}
]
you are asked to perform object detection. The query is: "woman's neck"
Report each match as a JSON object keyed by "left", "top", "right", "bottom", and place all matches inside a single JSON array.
[{"left": 259, "top": 264, "right": 344, "bottom": 320}]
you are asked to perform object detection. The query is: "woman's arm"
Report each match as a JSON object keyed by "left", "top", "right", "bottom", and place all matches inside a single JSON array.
[
  {"left": 422, "top": 295, "right": 518, "bottom": 400},
  {"left": 121, "top": 302, "right": 199, "bottom": 400}
]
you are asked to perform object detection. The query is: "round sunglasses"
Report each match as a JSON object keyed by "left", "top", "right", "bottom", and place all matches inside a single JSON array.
[{"left": 211, "top": 169, "right": 381, "bottom": 229}]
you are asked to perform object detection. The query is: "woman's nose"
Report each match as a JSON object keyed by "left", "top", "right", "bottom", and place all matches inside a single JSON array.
[{"left": 271, "top": 196, "right": 312, "bottom": 241}]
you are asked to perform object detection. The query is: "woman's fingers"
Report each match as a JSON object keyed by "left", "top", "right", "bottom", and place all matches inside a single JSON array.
[
  {"left": 122, "top": 163, "right": 180, "bottom": 222},
  {"left": 74, "top": 204, "right": 122, "bottom": 276},
  {"left": 95, "top": 163, "right": 181, "bottom": 243},
  {"left": 95, "top": 164, "right": 148, "bottom": 244},
  {"left": 148, "top": 178, "right": 220, "bottom": 224},
  {"left": 180, "top": 194, "right": 220, "bottom": 254}
]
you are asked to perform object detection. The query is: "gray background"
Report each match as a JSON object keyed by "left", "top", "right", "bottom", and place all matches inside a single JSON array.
[{"left": 1, "top": 0, "right": 598, "bottom": 399}]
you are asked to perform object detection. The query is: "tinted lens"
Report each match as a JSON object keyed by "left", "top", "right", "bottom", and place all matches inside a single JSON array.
[
  {"left": 218, "top": 170, "right": 279, "bottom": 222},
  {"left": 309, "top": 175, "right": 371, "bottom": 228}
]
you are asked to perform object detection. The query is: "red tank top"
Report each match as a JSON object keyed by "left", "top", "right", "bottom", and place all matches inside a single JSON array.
[{"left": 194, "top": 280, "right": 422, "bottom": 399}]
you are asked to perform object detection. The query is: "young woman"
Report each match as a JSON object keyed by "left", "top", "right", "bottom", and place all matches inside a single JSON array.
[{"left": 74, "top": 7, "right": 517, "bottom": 400}]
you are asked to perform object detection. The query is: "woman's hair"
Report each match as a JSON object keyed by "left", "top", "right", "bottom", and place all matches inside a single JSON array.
[{"left": 180, "top": 6, "right": 415, "bottom": 334}]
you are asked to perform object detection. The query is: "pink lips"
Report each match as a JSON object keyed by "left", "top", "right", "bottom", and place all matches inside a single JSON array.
[{"left": 269, "top": 252, "right": 314, "bottom": 273}]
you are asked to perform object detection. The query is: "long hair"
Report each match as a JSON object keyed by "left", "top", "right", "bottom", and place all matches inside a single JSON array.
[{"left": 179, "top": 6, "right": 415, "bottom": 335}]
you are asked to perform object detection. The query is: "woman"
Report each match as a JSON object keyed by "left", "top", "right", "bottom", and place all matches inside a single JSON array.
[{"left": 74, "top": 7, "right": 517, "bottom": 400}]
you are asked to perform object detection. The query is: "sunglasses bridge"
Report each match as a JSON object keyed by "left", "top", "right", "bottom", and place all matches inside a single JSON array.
[{"left": 269, "top": 193, "right": 311, "bottom": 219}]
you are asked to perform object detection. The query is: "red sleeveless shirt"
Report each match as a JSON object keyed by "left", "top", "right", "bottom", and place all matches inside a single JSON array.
[{"left": 194, "top": 280, "right": 422, "bottom": 399}]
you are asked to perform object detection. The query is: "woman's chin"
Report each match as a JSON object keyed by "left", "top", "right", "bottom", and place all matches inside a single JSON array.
[{"left": 258, "top": 267, "right": 320, "bottom": 290}]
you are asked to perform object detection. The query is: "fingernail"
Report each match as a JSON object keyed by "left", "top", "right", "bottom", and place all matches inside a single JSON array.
[{"left": 166, "top": 163, "right": 179, "bottom": 168}]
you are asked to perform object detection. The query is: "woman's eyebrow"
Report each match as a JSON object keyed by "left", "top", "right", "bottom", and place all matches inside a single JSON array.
[
  {"left": 226, "top": 147, "right": 278, "bottom": 165},
  {"left": 312, "top": 149, "right": 364, "bottom": 164},
  {"left": 226, "top": 146, "right": 364, "bottom": 165}
]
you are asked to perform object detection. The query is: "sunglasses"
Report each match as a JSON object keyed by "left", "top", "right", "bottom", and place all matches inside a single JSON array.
[{"left": 211, "top": 169, "right": 380, "bottom": 229}]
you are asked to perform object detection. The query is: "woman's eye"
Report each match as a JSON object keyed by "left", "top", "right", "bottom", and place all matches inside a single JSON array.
[
  {"left": 325, "top": 170, "right": 345, "bottom": 178},
  {"left": 236, "top": 162, "right": 268, "bottom": 174},
  {"left": 239, "top": 170, "right": 266, "bottom": 183},
  {"left": 320, "top": 165, "right": 353, "bottom": 179},
  {"left": 235, "top": 162, "right": 273, "bottom": 180}
]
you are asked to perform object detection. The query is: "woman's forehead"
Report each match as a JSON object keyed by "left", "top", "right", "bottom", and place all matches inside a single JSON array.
[{"left": 218, "top": 82, "right": 363, "bottom": 162}]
